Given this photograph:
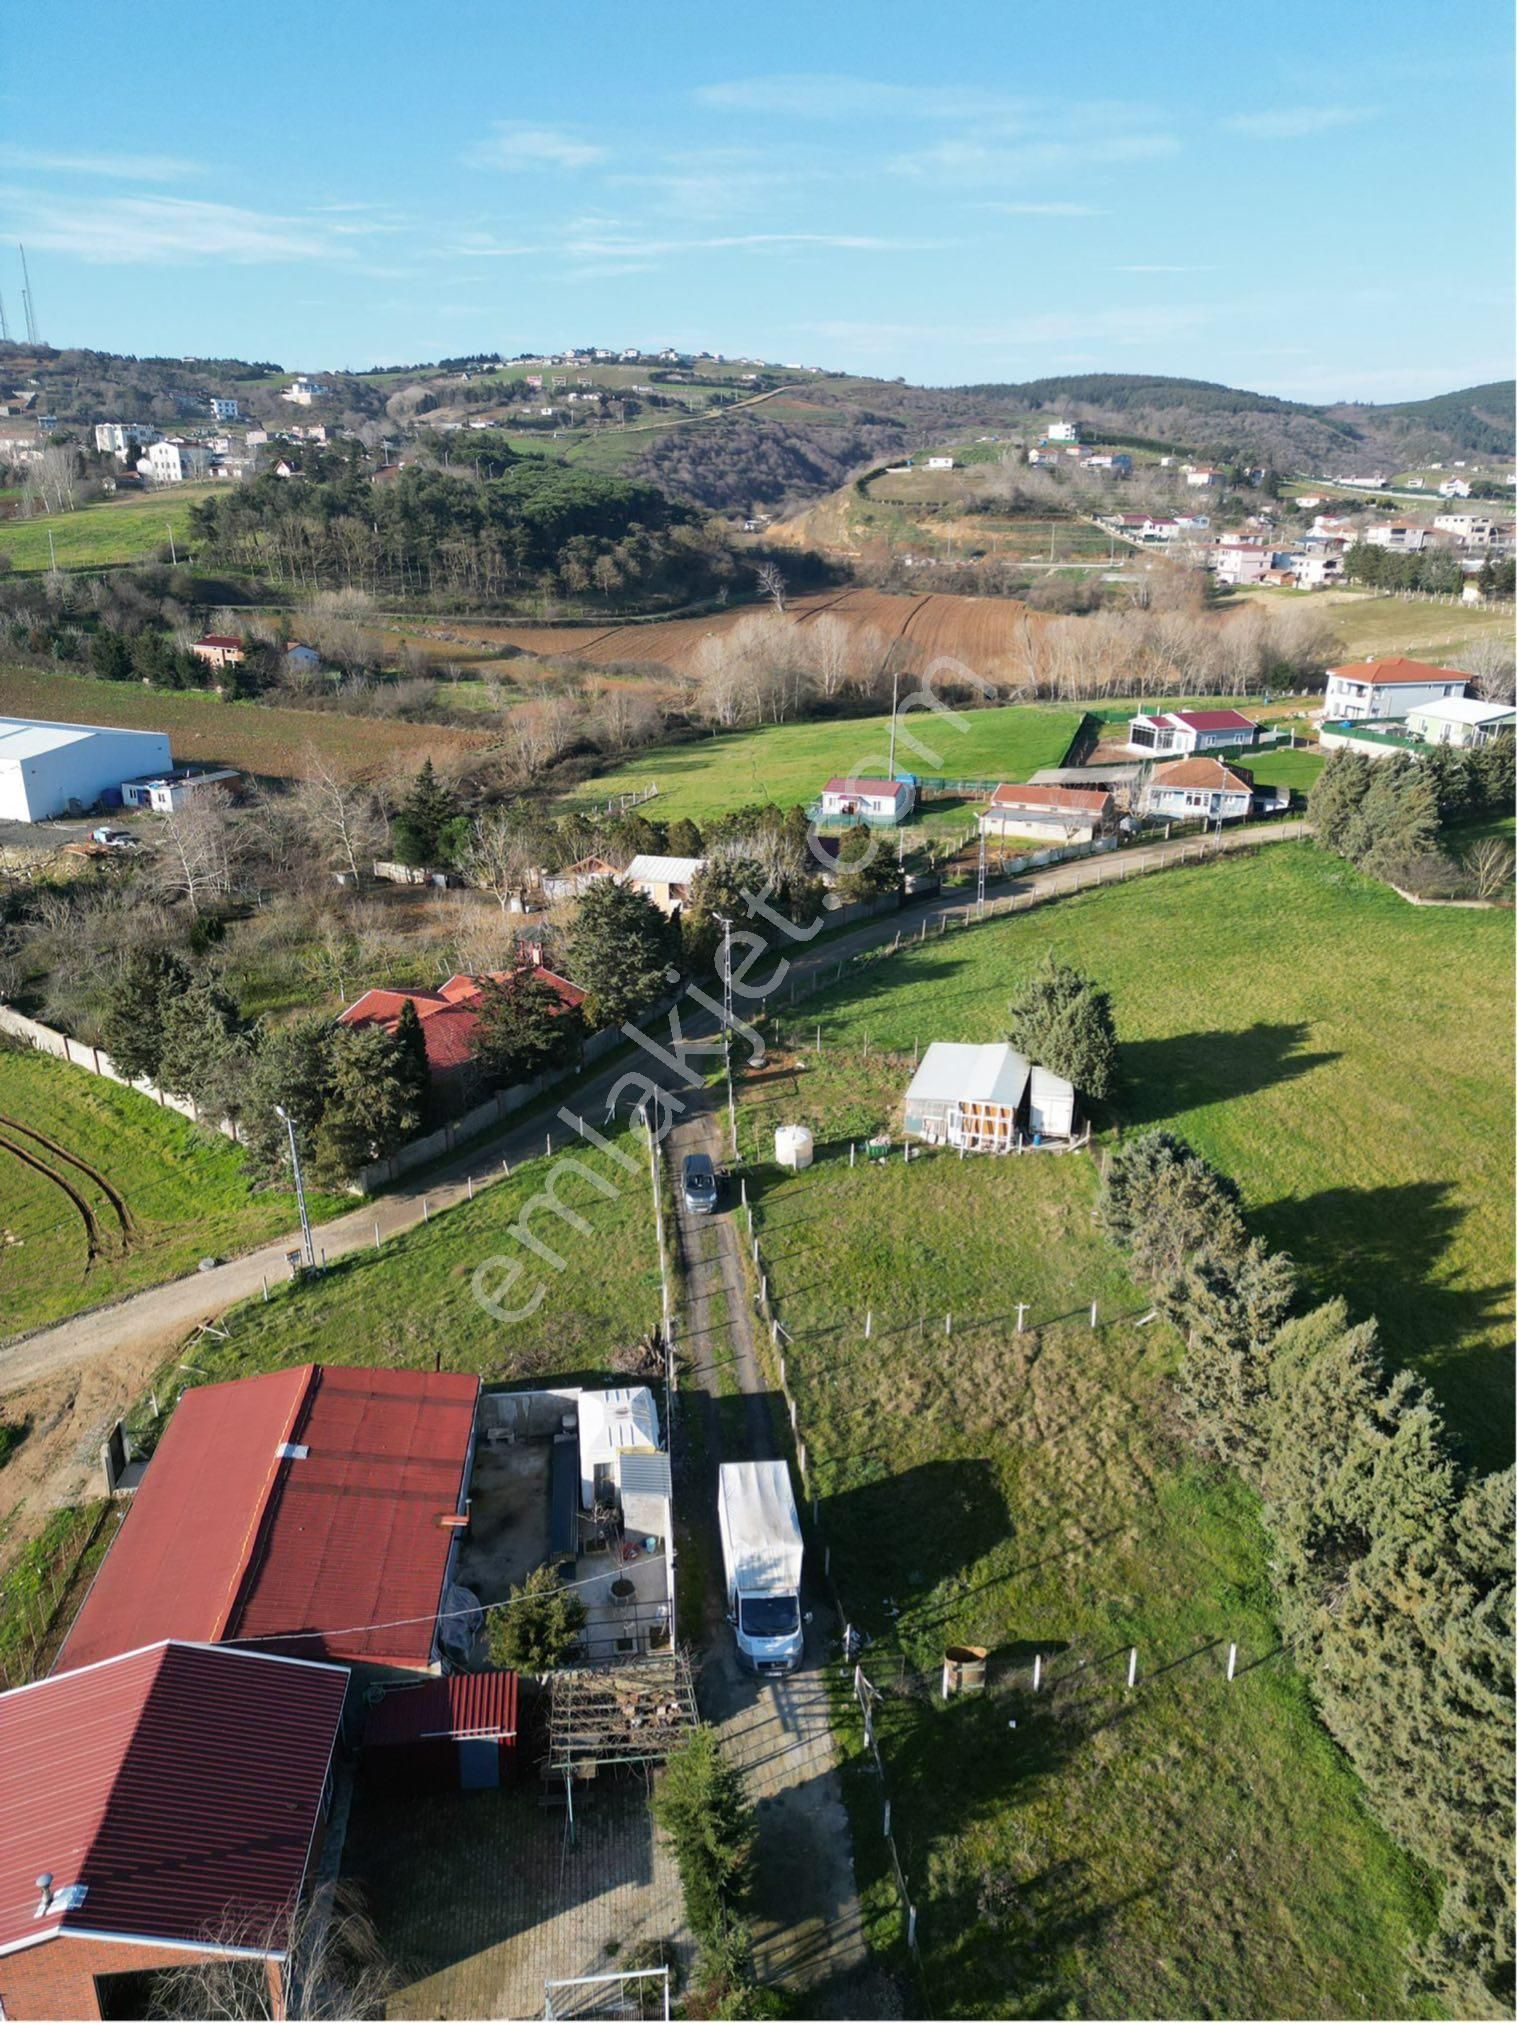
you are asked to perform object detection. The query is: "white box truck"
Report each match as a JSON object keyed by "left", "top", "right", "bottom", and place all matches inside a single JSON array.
[{"left": 718, "top": 1460, "right": 805, "bottom": 1674}]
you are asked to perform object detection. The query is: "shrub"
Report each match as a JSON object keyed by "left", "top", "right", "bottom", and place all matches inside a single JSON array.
[
  {"left": 1006, "top": 953, "right": 1118, "bottom": 1101},
  {"left": 486, "top": 1563, "right": 585, "bottom": 1673}
]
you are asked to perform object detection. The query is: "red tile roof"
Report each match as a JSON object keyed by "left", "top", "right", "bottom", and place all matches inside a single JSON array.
[
  {"left": 365, "top": 1669, "right": 519, "bottom": 1747},
  {"left": 1327, "top": 656, "right": 1469, "bottom": 687},
  {"left": 57, "top": 1366, "right": 480, "bottom": 1675},
  {"left": 338, "top": 969, "right": 586, "bottom": 1080},
  {"left": 823, "top": 778, "right": 905, "bottom": 797},
  {"left": 989, "top": 782, "right": 1112, "bottom": 814},
  {"left": 195, "top": 634, "right": 244, "bottom": 651},
  {"left": 1170, "top": 709, "right": 1258, "bottom": 733},
  {"left": 1151, "top": 757, "right": 1255, "bottom": 791},
  {"left": 0, "top": 1641, "right": 346, "bottom": 1956}
]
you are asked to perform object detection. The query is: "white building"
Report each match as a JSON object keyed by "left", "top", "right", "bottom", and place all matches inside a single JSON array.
[
  {"left": 119, "top": 765, "right": 240, "bottom": 812},
  {"left": 94, "top": 421, "right": 160, "bottom": 458},
  {"left": 138, "top": 440, "right": 204, "bottom": 484},
  {"left": 1432, "top": 513, "right": 1505, "bottom": 548},
  {"left": 1126, "top": 709, "right": 1259, "bottom": 756},
  {"left": 1322, "top": 657, "right": 1470, "bottom": 721},
  {"left": 1404, "top": 697, "right": 1516, "bottom": 748},
  {"left": 621, "top": 853, "right": 707, "bottom": 914},
  {"left": 902, "top": 1041, "right": 1076, "bottom": 1150},
  {"left": 0, "top": 717, "right": 172, "bottom": 822},
  {"left": 281, "top": 376, "right": 327, "bottom": 406},
  {"left": 1184, "top": 466, "right": 1224, "bottom": 488},
  {"left": 1045, "top": 420, "right": 1082, "bottom": 443},
  {"left": 207, "top": 397, "right": 240, "bottom": 421},
  {"left": 978, "top": 782, "right": 1114, "bottom": 844},
  {"left": 818, "top": 776, "right": 915, "bottom": 824},
  {"left": 1437, "top": 477, "right": 1473, "bottom": 499},
  {"left": 576, "top": 1387, "right": 661, "bottom": 1512},
  {"left": 1210, "top": 544, "right": 1272, "bottom": 585},
  {"left": 923, "top": 455, "right": 956, "bottom": 470},
  {"left": 1287, "top": 551, "right": 1345, "bottom": 590},
  {"left": 1141, "top": 757, "right": 1255, "bottom": 824},
  {"left": 1363, "top": 523, "right": 1427, "bottom": 552}
]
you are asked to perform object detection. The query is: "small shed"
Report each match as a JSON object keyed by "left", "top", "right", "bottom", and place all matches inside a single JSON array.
[
  {"left": 365, "top": 1671, "right": 519, "bottom": 1791},
  {"left": 903, "top": 1041, "right": 1077, "bottom": 1150},
  {"left": 1027, "top": 1067, "right": 1076, "bottom": 1141},
  {"left": 577, "top": 1387, "right": 661, "bottom": 1511},
  {"left": 621, "top": 854, "right": 706, "bottom": 914}
]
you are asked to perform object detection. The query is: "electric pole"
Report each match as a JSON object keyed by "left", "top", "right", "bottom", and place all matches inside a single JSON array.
[
  {"left": 977, "top": 824, "right": 987, "bottom": 918},
  {"left": 18, "top": 245, "right": 37, "bottom": 346},
  {"left": 274, "top": 1105, "right": 317, "bottom": 1271},
  {"left": 886, "top": 658, "right": 902, "bottom": 781}
]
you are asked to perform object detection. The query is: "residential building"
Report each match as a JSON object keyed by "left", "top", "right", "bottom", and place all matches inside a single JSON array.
[
  {"left": 1081, "top": 451, "right": 1132, "bottom": 474},
  {"left": 0, "top": 1641, "right": 347, "bottom": 2023},
  {"left": 903, "top": 1041, "right": 1077, "bottom": 1150},
  {"left": 1322, "top": 656, "right": 1470, "bottom": 721},
  {"left": 1363, "top": 523, "right": 1427, "bottom": 552},
  {"left": 818, "top": 777, "right": 916, "bottom": 824},
  {"left": 119, "top": 765, "right": 241, "bottom": 812},
  {"left": 1126, "top": 708, "right": 1259, "bottom": 756},
  {"left": 138, "top": 439, "right": 201, "bottom": 484},
  {"left": 1210, "top": 544, "right": 1272, "bottom": 585},
  {"left": 190, "top": 633, "right": 245, "bottom": 672},
  {"left": 1141, "top": 757, "right": 1255, "bottom": 823},
  {"left": 284, "top": 641, "right": 322, "bottom": 672},
  {"left": 281, "top": 375, "right": 327, "bottom": 405},
  {"left": 1184, "top": 465, "right": 1224, "bottom": 488},
  {"left": 207, "top": 395, "right": 240, "bottom": 420},
  {"left": 93, "top": 421, "right": 160, "bottom": 458},
  {"left": 1437, "top": 476, "right": 1472, "bottom": 499},
  {"left": 923, "top": 455, "right": 956, "bottom": 470},
  {"left": 1404, "top": 697, "right": 1517, "bottom": 748},
  {"left": 1286, "top": 551, "right": 1345, "bottom": 589},
  {"left": 977, "top": 782, "right": 1114, "bottom": 844},
  {"left": 621, "top": 852, "right": 708, "bottom": 913},
  {"left": 540, "top": 854, "right": 619, "bottom": 903},
  {"left": 339, "top": 960, "right": 586, "bottom": 1092},
  {"left": 55, "top": 1364, "right": 482, "bottom": 1676},
  {"left": 1432, "top": 513, "right": 1505, "bottom": 548},
  {"left": 0, "top": 718, "right": 172, "bottom": 823},
  {"left": 1045, "top": 420, "right": 1083, "bottom": 443}
]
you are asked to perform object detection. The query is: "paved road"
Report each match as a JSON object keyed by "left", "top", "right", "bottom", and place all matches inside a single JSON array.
[
  {"left": 668, "top": 1089, "right": 873, "bottom": 2010},
  {"left": 0, "top": 817, "right": 1309, "bottom": 1399}
]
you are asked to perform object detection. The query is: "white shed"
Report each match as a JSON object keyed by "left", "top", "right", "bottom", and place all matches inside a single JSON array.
[
  {"left": 1027, "top": 1067, "right": 1076, "bottom": 1141},
  {"left": 577, "top": 1386, "right": 661, "bottom": 1511},
  {"left": 903, "top": 1041, "right": 1077, "bottom": 1150},
  {"left": 0, "top": 717, "right": 173, "bottom": 823},
  {"left": 819, "top": 777, "right": 915, "bottom": 824}
]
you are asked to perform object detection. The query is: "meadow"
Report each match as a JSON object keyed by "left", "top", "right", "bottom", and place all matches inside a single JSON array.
[
  {"left": 735, "top": 1058, "right": 1432, "bottom": 2018},
  {"left": 1233, "top": 585, "right": 1514, "bottom": 664},
  {"left": 0, "top": 1048, "right": 343, "bottom": 1338},
  {"left": 0, "top": 485, "right": 218, "bottom": 573},
  {"left": 565, "top": 702, "right": 1084, "bottom": 822},
  {"left": 770, "top": 843, "right": 1513, "bottom": 1468}
]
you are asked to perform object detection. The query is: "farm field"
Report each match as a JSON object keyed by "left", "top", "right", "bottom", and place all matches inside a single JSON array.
[
  {"left": 778, "top": 843, "right": 1513, "bottom": 1468},
  {"left": 132, "top": 1119, "right": 661, "bottom": 1414},
  {"left": 0, "top": 1048, "right": 343, "bottom": 1339},
  {"left": 0, "top": 665, "right": 494, "bottom": 782},
  {"left": 735, "top": 1059, "right": 1430, "bottom": 2019},
  {"left": 0, "top": 485, "right": 219, "bottom": 573},
  {"left": 564, "top": 702, "right": 1084, "bottom": 822},
  {"left": 1231, "top": 585, "right": 1514, "bottom": 663}
]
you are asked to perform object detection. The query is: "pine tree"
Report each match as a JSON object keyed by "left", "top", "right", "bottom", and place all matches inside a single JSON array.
[
  {"left": 390, "top": 759, "right": 459, "bottom": 867},
  {"left": 470, "top": 973, "right": 580, "bottom": 1088},
  {"left": 1006, "top": 952, "right": 1119, "bottom": 1100},
  {"left": 1098, "top": 1129, "right": 1245, "bottom": 1299},
  {"left": 99, "top": 947, "right": 193, "bottom": 1083},
  {"left": 1179, "top": 1237, "right": 1296, "bottom": 1472},
  {"left": 486, "top": 1563, "right": 586, "bottom": 1672},
  {"left": 156, "top": 974, "right": 248, "bottom": 1111},
  {"left": 392, "top": 998, "right": 432, "bottom": 1116},
  {"left": 651, "top": 1728, "right": 757, "bottom": 1948},
  {"left": 311, "top": 1024, "right": 422, "bottom": 1185},
  {"left": 565, "top": 878, "right": 676, "bottom": 1029}
]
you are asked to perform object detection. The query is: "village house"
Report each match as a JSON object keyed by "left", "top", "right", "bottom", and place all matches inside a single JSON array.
[
  {"left": 1210, "top": 544, "right": 1273, "bottom": 585},
  {"left": 1321, "top": 656, "right": 1470, "bottom": 721},
  {"left": 1141, "top": 757, "right": 1256, "bottom": 824},
  {"left": 1432, "top": 513, "right": 1507, "bottom": 549},
  {"left": 0, "top": 1641, "right": 348, "bottom": 2023},
  {"left": 1126, "top": 708, "right": 1259, "bottom": 757},
  {"left": 1437, "top": 476, "right": 1473, "bottom": 499},
  {"left": 55, "top": 1364, "right": 482, "bottom": 1679},
  {"left": 903, "top": 1041, "right": 1077, "bottom": 1151},
  {"left": 977, "top": 781, "right": 1115, "bottom": 844},
  {"left": 1045, "top": 420, "right": 1083, "bottom": 442},
  {"left": 621, "top": 852, "right": 707, "bottom": 914},
  {"left": 818, "top": 777, "right": 916, "bottom": 824},
  {"left": 1364, "top": 523, "right": 1427, "bottom": 552},
  {"left": 138, "top": 439, "right": 198, "bottom": 483},
  {"left": 339, "top": 957, "right": 586, "bottom": 1096},
  {"left": 281, "top": 375, "right": 327, "bottom": 405},
  {"left": 1403, "top": 696, "right": 1517, "bottom": 748},
  {"left": 190, "top": 633, "right": 245, "bottom": 673},
  {"left": 93, "top": 421, "right": 160, "bottom": 458},
  {"left": 540, "top": 854, "right": 619, "bottom": 903},
  {"left": 207, "top": 395, "right": 240, "bottom": 420},
  {"left": 1184, "top": 465, "right": 1224, "bottom": 488}
]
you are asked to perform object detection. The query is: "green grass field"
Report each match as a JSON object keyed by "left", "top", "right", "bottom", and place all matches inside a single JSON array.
[
  {"left": 773, "top": 844, "right": 1512, "bottom": 1468},
  {"left": 135, "top": 1117, "right": 662, "bottom": 1414},
  {"left": 0, "top": 486, "right": 217, "bottom": 573},
  {"left": 736, "top": 1059, "right": 1432, "bottom": 2018},
  {"left": 0, "top": 1048, "right": 343, "bottom": 1337},
  {"left": 1233, "top": 586, "right": 1514, "bottom": 665},
  {"left": 567, "top": 704, "right": 1084, "bottom": 822}
]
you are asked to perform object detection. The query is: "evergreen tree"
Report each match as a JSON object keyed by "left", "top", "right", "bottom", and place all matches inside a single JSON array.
[
  {"left": 1007, "top": 953, "right": 1119, "bottom": 1100},
  {"left": 565, "top": 878, "right": 676, "bottom": 1028},
  {"left": 237, "top": 1017, "right": 336, "bottom": 1185},
  {"left": 1098, "top": 1130, "right": 1247, "bottom": 1309},
  {"left": 1179, "top": 1237, "right": 1296, "bottom": 1472},
  {"left": 470, "top": 972, "right": 581, "bottom": 1088},
  {"left": 486, "top": 1563, "right": 585, "bottom": 1672},
  {"left": 1307, "top": 750, "right": 1375, "bottom": 855},
  {"left": 99, "top": 947, "right": 192, "bottom": 1083},
  {"left": 311, "top": 1024, "right": 422, "bottom": 1185},
  {"left": 390, "top": 759, "right": 461, "bottom": 867},
  {"left": 156, "top": 973, "right": 250, "bottom": 1116},
  {"left": 666, "top": 816, "right": 704, "bottom": 858},
  {"left": 831, "top": 822, "right": 898, "bottom": 903},
  {"left": 89, "top": 628, "right": 134, "bottom": 682},
  {"left": 651, "top": 1728, "right": 758, "bottom": 1952},
  {"left": 392, "top": 998, "right": 433, "bottom": 1116}
]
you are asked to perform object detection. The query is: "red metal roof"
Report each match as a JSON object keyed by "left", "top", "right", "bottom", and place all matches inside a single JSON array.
[
  {"left": 365, "top": 1669, "right": 519, "bottom": 1747},
  {"left": 57, "top": 1366, "right": 479, "bottom": 1675},
  {"left": 823, "top": 777, "right": 904, "bottom": 796},
  {"left": 989, "top": 782, "right": 1111, "bottom": 813},
  {"left": 0, "top": 1641, "right": 346, "bottom": 1957},
  {"left": 1170, "top": 709, "right": 1258, "bottom": 732}
]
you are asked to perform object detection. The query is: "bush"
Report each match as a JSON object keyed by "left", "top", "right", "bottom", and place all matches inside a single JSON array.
[
  {"left": 486, "top": 1563, "right": 585, "bottom": 1673},
  {"left": 651, "top": 1728, "right": 760, "bottom": 2005},
  {"left": 1006, "top": 953, "right": 1118, "bottom": 1101}
]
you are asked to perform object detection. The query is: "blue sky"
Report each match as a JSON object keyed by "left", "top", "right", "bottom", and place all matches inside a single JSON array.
[{"left": 4, "top": 0, "right": 1512, "bottom": 399}]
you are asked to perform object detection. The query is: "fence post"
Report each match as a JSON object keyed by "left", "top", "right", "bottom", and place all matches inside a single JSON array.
[
  {"left": 1127, "top": 1647, "right": 1138, "bottom": 1690},
  {"left": 1227, "top": 1642, "right": 1238, "bottom": 1681},
  {"left": 945, "top": 1311, "right": 952, "bottom": 1336},
  {"left": 1090, "top": 1300, "right": 1098, "bottom": 1329},
  {"left": 422, "top": 1196, "right": 429, "bottom": 1222},
  {"left": 1016, "top": 1302, "right": 1027, "bottom": 1333},
  {"left": 1032, "top": 1652, "right": 1042, "bottom": 1692},
  {"left": 864, "top": 1308, "right": 872, "bottom": 1339},
  {"left": 467, "top": 1172, "right": 474, "bottom": 1201}
]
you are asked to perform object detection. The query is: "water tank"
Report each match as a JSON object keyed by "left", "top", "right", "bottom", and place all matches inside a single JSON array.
[{"left": 774, "top": 1125, "right": 814, "bottom": 1171}]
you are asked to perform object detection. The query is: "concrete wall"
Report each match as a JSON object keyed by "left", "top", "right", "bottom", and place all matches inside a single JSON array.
[{"left": 0, "top": 1004, "right": 240, "bottom": 1140}]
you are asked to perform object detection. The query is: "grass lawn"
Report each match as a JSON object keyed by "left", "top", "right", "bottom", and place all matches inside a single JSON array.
[
  {"left": 774, "top": 843, "right": 1512, "bottom": 1469},
  {"left": 0, "top": 486, "right": 218, "bottom": 573},
  {"left": 0, "top": 1047, "right": 344, "bottom": 1338},
  {"left": 566, "top": 704, "right": 1084, "bottom": 823},
  {"left": 1233, "top": 586, "right": 1514, "bottom": 665},
  {"left": 735, "top": 1057, "right": 1433, "bottom": 2018},
  {"left": 136, "top": 1117, "right": 662, "bottom": 1411}
]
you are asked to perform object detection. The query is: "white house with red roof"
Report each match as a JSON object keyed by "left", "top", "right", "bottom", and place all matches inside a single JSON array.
[
  {"left": 1321, "top": 657, "right": 1469, "bottom": 721},
  {"left": 1126, "top": 708, "right": 1259, "bottom": 757},
  {"left": 978, "top": 782, "right": 1115, "bottom": 844},
  {"left": 818, "top": 777, "right": 915, "bottom": 823},
  {"left": 0, "top": 1640, "right": 347, "bottom": 2022},
  {"left": 1141, "top": 757, "right": 1256, "bottom": 823}
]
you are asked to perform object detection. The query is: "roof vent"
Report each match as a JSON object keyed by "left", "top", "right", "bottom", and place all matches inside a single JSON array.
[
  {"left": 276, "top": 1442, "right": 309, "bottom": 1461},
  {"left": 34, "top": 1877, "right": 86, "bottom": 1918}
]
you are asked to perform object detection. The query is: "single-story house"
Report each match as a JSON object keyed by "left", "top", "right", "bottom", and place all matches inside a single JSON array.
[
  {"left": 364, "top": 1670, "right": 519, "bottom": 1792},
  {"left": 55, "top": 1364, "right": 482, "bottom": 1678},
  {"left": 1404, "top": 696, "right": 1517, "bottom": 748},
  {"left": 119, "top": 764, "right": 240, "bottom": 812},
  {"left": 1127, "top": 709, "right": 1259, "bottom": 756},
  {"left": 903, "top": 1041, "right": 1077, "bottom": 1152},
  {"left": 541, "top": 854, "right": 619, "bottom": 902},
  {"left": 1321, "top": 657, "right": 1470, "bottom": 721},
  {"left": 978, "top": 782, "right": 1115, "bottom": 844},
  {"left": 621, "top": 853, "right": 707, "bottom": 913},
  {"left": 338, "top": 959, "right": 586, "bottom": 1096},
  {"left": 818, "top": 777, "right": 915, "bottom": 824},
  {"left": 284, "top": 641, "right": 322, "bottom": 672},
  {"left": 190, "top": 634, "right": 245, "bottom": 672},
  {"left": 1141, "top": 757, "right": 1255, "bottom": 823},
  {"left": 0, "top": 1641, "right": 348, "bottom": 2023}
]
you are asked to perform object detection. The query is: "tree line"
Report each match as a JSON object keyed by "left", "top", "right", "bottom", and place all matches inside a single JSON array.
[
  {"left": 1309, "top": 743, "right": 1514, "bottom": 899},
  {"left": 1098, "top": 1131, "right": 1512, "bottom": 2013}
]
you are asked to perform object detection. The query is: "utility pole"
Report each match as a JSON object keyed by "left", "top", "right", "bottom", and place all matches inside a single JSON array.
[
  {"left": 274, "top": 1105, "right": 316, "bottom": 1271},
  {"left": 46, "top": 528, "right": 55, "bottom": 571},
  {"left": 18, "top": 244, "right": 37, "bottom": 346},
  {"left": 166, "top": 524, "right": 177, "bottom": 565},
  {"left": 886, "top": 658, "right": 902, "bottom": 781},
  {"left": 714, "top": 913, "right": 737, "bottom": 1158},
  {"left": 976, "top": 824, "right": 987, "bottom": 918},
  {"left": 0, "top": 292, "right": 9, "bottom": 344}
]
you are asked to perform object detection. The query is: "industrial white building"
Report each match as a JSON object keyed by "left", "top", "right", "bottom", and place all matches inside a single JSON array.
[{"left": 0, "top": 718, "right": 172, "bottom": 823}]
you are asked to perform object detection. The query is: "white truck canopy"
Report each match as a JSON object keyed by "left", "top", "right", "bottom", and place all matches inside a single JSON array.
[{"left": 719, "top": 1461, "right": 803, "bottom": 1594}]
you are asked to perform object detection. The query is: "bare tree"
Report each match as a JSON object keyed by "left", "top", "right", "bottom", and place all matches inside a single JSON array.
[
  {"left": 1467, "top": 837, "right": 1515, "bottom": 900},
  {"left": 1463, "top": 636, "right": 1517, "bottom": 703},
  {"left": 755, "top": 559, "right": 788, "bottom": 614},
  {"left": 500, "top": 696, "right": 578, "bottom": 780},
  {"left": 156, "top": 788, "right": 238, "bottom": 909},
  {"left": 291, "top": 754, "right": 384, "bottom": 886},
  {"left": 147, "top": 1882, "right": 394, "bottom": 2021},
  {"left": 460, "top": 808, "right": 536, "bottom": 914}
]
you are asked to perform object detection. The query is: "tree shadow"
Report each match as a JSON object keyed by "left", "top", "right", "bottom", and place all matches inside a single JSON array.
[
  {"left": 822, "top": 1456, "right": 1012, "bottom": 1612},
  {"left": 1118, "top": 1023, "right": 1340, "bottom": 1125},
  {"left": 1253, "top": 1178, "right": 1514, "bottom": 1471}
]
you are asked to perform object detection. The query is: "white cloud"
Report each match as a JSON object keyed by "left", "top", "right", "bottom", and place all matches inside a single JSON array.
[
  {"left": 465, "top": 124, "right": 608, "bottom": 171},
  {"left": 0, "top": 144, "right": 201, "bottom": 180},
  {"left": 0, "top": 189, "right": 346, "bottom": 264},
  {"left": 891, "top": 133, "right": 1178, "bottom": 184},
  {"left": 982, "top": 201, "right": 1103, "bottom": 216},
  {"left": 695, "top": 74, "right": 1037, "bottom": 122},
  {"left": 564, "top": 228, "right": 926, "bottom": 261},
  {"left": 1221, "top": 106, "right": 1378, "bottom": 139}
]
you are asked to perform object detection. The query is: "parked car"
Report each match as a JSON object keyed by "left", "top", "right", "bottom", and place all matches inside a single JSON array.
[{"left": 681, "top": 1152, "right": 721, "bottom": 1214}]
